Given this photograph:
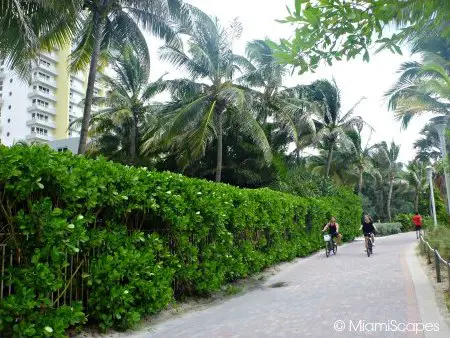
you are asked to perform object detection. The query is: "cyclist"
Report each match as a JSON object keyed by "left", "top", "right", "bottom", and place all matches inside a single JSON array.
[
  {"left": 322, "top": 216, "right": 342, "bottom": 244},
  {"left": 412, "top": 212, "right": 423, "bottom": 239},
  {"left": 361, "top": 214, "right": 376, "bottom": 249}
]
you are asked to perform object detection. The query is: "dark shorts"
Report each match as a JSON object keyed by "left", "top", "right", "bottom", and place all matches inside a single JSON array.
[
  {"left": 415, "top": 225, "right": 422, "bottom": 231},
  {"left": 330, "top": 232, "right": 339, "bottom": 238},
  {"left": 363, "top": 232, "right": 373, "bottom": 237}
]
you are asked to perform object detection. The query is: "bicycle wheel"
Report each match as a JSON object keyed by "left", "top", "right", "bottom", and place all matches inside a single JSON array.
[
  {"left": 367, "top": 239, "right": 372, "bottom": 257},
  {"left": 333, "top": 242, "right": 337, "bottom": 255},
  {"left": 366, "top": 239, "right": 371, "bottom": 257},
  {"left": 325, "top": 243, "right": 330, "bottom": 257}
]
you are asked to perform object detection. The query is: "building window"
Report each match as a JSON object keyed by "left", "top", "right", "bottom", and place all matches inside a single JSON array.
[
  {"left": 9, "top": 79, "right": 12, "bottom": 83},
  {"left": 32, "top": 112, "right": 49, "bottom": 121},
  {"left": 58, "top": 147, "right": 69, "bottom": 152},
  {"left": 32, "top": 98, "right": 49, "bottom": 108},
  {"left": 38, "top": 85, "right": 50, "bottom": 94},
  {"left": 6, "top": 132, "right": 10, "bottom": 137},
  {"left": 39, "top": 59, "right": 51, "bottom": 68},
  {"left": 69, "top": 91, "right": 73, "bottom": 99},
  {"left": 8, "top": 105, "right": 11, "bottom": 110},
  {"left": 31, "top": 126, "right": 48, "bottom": 136},
  {"left": 37, "top": 72, "right": 50, "bottom": 81},
  {"left": 9, "top": 92, "right": 11, "bottom": 96},
  {"left": 7, "top": 118, "right": 10, "bottom": 123}
]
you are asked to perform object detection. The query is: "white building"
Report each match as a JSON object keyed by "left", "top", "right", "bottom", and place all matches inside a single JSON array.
[{"left": 0, "top": 50, "right": 102, "bottom": 148}]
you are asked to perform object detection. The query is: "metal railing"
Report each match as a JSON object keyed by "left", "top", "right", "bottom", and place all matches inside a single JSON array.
[{"left": 419, "top": 234, "right": 450, "bottom": 292}]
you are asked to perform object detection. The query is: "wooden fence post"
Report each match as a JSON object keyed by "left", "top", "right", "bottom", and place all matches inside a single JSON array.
[
  {"left": 434, "top": 250, "right": 441, "bottom": 283},
  {"left": 447, "top": 261, "right": 450, "bottom": 293}
]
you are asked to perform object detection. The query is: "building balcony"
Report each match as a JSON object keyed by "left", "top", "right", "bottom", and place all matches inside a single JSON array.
[
  {"left": 27, "top": 90, "right": 57, "bottom": 103},
  {"left": 32, "top": 63, "right": 58, "bottom": 77},
  {"left": 26, "top": 133, "right": 53, "bottom": 143},
  {"left": 41, "top": 51, "right": 59, "bottom": 62},
  {"left": 70, "top": 84, "right": 85, "bottom": 95},
  {"left": 26, "top": 118, "right": 56, "bottom": 129},
  {"left": 27, "top": 104, "right": 56, "bottom": 116},
  {"left": 31, "top": 76, "right": 57, "bottom": 89}
]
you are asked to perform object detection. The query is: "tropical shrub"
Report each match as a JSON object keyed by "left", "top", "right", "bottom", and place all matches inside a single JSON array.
[
  {"left": 0, "top": 145, "right": 362, "bottom": 334},
  {"left": 374, "top": 223, "right": 402, "bottom": 236},
  {"left": 426, "top": 225, "right": 450, "bottom": 261},
  {"left": 394, "top": 213, "right": 416, "bottom": 232}
]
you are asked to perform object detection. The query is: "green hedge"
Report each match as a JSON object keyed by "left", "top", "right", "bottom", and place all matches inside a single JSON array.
[
  {"left": 0, "top": 145, "right": 361, "bottom": 336},
  {"left": 374, "top": 223, "right": 402, "bottom": 236}
]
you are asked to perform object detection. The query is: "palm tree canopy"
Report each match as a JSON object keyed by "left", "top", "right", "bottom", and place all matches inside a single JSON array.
[
  {"left": 143, "top": 16, "right": 272, "bottom": 169},
  {"left": 0, "top": 0, "right": 81, "bottom": 78}
]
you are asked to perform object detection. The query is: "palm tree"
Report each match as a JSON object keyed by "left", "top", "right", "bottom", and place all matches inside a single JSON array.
[
  {"left": 413, "top": 122, "right": 445, "bottom": 163},
  {"left": 308, "top": 79, "right": 366, "bottom": 177},
  {"left": 1, "top": 0, "right": 196, "bottom": 154},
  {"left": 373, "top": 141, "right": 402, "bottom": 222},
  {"left": 385, "top": 28, "right": 450, "bottom": 128},
  {"left": 238, "top": 40, "right": 317, "bottom": 164},
  {"left": 403, "top": 161, "right": 427, "bottom": 213},
  {"left": 144, "top": 17, "right": 271, "bottom": 182},
  {"left": 340, "top": 126, "right": 377, "bottom": 194},
  {"left": 0, "top": 0, "right": 80, "bottom": 77},
  {"left": 72, "top": 0, "right": 197, "bottom": 155},
  {"left": 80, "top": 45, "right": 163, "bottom": 165}
]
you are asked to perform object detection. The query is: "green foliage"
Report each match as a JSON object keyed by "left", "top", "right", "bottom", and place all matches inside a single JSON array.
[
  {"left": 426, "top": 225, "right": 450, "bottom": 261},
  {"left": 273, "top": 166, "right": 351, "bottom": 198},
  {"left": 394, "top": 213, "right": 416, "bottom": 232},
  {"left": 87, "top": 229, "right": 174, "bottom": 331},
  {"left": 0, "top": 145, "right": 361, "bottom": 334},
  {"left": 374, "top": 222, "right": 402, "bottom": 236},
  {"left": 272, "top": 0, "right": 448, "bottom": 73}
]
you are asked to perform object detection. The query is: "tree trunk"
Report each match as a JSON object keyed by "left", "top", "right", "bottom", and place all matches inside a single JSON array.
[
  {"left": 358, "top": 168, "right": 364, "bottom": 194},
  {"left": 325, "top": 142, "right": 334, "bottom": 177},
  {"left": 414, "top": 188, "right": 419, "bottom": 213},
  {"left": 215, "top": 111, "right": 223, "bottom": 182},
  {"left": 77, "top": 9, "right": 105, "bottom": 154},
  {"left": 130, "top": 113, "right": 137, "bottom": 165},
  {"left": 387, "top": 178, "right": 394, "bottom": 222},
  {"left": 295, "top": 146, "right": 300, "bottom": 165}
]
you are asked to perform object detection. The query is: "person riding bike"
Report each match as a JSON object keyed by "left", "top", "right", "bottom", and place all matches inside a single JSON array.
[
  {"left": 361, "top": 214, "right": 375, "bottom": 248},
  {"left": 322, "top": 216, "right": 342, "bottom": 244}
]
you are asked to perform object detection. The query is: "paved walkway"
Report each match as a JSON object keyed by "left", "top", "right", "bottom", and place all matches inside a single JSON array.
[{"left": 133, "top": 233, "right": 449, "bottom": 338}]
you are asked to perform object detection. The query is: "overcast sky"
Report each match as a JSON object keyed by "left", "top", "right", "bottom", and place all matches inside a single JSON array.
[{"left": 146, "top": 0, "right": 433, "bottom": 163}]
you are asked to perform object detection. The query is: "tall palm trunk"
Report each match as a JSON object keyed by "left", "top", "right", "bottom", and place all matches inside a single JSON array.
[
  {"left": 387, "top": 178, "right": 394, "bottom": 222},
  {"left": 358, "top": 168, "right": 364, "bottom": 194},
  {"left": 414, "top": 188, "right": 419, "bottom": 213},
  {"left": 130, "top": 113, "right": 138, "bottom": 164},
  {"left": 77, "top": 8, "right": 105, "bottom": 154},
  {"left": 325, "top": 141, "right": 334, "bottom": 177},
  {"left": 215, "top": 111, "right": 223, "bottom": 182},
  {"left": 295, "top": 146, "right": 300, "bottom": 165}
]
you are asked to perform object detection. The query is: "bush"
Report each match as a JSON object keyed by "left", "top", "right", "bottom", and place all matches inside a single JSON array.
[
  {"left": 374, "top": 223, "right": 402, "bottom": 236},
  {"left": 0, "top": 145, "right": 362, "bottom": 335},
  {"left": 425, "top": 225, "right": 450, "bottom": 261},
  {"left": 394, "top": 213, "right": 415, "bottom": 232}
]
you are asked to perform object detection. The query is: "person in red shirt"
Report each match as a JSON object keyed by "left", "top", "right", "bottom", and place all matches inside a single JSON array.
[{"left": 412, "top": 212, "right": 423, "bottom": 239}]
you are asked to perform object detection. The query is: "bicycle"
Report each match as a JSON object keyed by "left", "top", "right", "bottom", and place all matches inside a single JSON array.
[
  {"left": 323, "top": 233, "right": 337, "bottom": 257},
  {"left": 364, "top": 233, "right": 373, "bottom": 257}
]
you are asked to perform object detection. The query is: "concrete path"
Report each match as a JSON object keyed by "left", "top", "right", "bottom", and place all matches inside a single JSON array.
[{"left": 135, "top": 233, "right": 449, "bottom": 338}]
